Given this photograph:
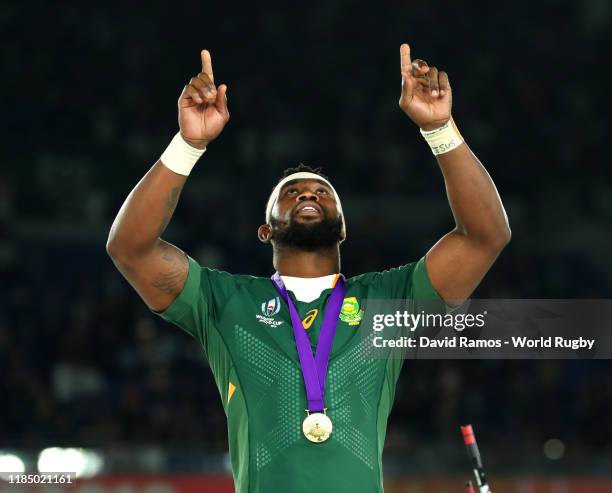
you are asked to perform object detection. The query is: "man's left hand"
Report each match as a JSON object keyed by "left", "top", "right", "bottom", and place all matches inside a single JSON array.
[{"left": 398, "top": 43, "right": 452, "bottom": 131}]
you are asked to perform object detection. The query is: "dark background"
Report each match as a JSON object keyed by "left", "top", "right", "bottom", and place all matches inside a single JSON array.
[{"left": 2, "top": 0, "right": 612, "bottom": 475}]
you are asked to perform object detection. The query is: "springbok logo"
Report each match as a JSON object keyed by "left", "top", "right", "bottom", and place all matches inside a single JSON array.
[
  {"left": 262, "top": 297, "right": 281, "bottom": 317},
  {"left": 339, "top": 297, "right": 364, "bottom": 325}
]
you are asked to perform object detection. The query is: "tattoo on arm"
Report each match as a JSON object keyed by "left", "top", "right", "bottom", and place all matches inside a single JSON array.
[
  {"left": 151, "top": 241, "right": 188, "bottom": 294},
  {"left": 158, "top": 186, "right": 182, "bottom": 236}
]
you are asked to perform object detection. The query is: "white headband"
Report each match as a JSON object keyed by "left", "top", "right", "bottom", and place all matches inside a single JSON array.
[{"left": 265, "top": 172, "right": 346, "bottom": 238}]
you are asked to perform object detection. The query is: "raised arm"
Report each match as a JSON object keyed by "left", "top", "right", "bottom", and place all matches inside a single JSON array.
[
  {"left": 398, "top": 43, "right": 511, "bottom": 304},
  {"left": 106, "top": 50, "right": 230, "bottom": 311}
]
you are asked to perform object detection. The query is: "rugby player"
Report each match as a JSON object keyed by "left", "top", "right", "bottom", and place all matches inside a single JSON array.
[{"left": 107, "top": 44, "right": 510, "bottom": 493}]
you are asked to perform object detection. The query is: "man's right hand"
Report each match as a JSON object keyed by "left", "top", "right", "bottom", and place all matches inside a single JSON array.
[{"left": 178, "top": 49, "right": 230, "bottom": 149}]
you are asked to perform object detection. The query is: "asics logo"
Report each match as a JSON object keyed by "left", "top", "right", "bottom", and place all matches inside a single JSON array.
[{"left": 302, "top": 309, "right": 318, "bottom": 330}]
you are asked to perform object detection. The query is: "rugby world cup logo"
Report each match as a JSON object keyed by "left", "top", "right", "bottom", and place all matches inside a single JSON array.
[{"left": 262, "top": 297, "right": 281, "bottom": 317}]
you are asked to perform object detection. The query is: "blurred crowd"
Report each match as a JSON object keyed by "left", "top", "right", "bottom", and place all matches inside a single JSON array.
[{"left": 2, "top": 0, "right": 612, "bottom": 471}]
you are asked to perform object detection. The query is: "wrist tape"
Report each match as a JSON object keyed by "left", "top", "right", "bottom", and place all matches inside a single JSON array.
[
  {"left": 420, "top": 119, "right": 464, "bottom": 156},
  {"left": 160, "top": 133, "right": 206, "bottom": 176}
]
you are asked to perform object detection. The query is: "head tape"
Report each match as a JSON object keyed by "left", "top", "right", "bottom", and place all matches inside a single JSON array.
[{"left": 265, "top": 171, "right": 346, "bottom": 239}]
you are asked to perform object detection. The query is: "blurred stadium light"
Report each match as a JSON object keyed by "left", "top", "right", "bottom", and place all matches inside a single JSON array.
[
  {"left": 38, "top": 448, "right": 104, "bottom": 478},
  {"left": 0, "top": 453, "right": 25, "bottom": 480}
]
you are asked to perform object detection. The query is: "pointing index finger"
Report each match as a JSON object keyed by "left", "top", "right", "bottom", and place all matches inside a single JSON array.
[
  {"left": 400, "top": 43, "right": 412, "bottom": 75},
  {"left": 200, "top": 49, "right": 214, "bottom": 84}
]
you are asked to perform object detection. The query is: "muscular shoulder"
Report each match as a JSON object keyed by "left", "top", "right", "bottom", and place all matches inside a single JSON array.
[
  {"left": 348, "top": 262, "right": 419, "bottom": 289},
  {"left": 188, "top": 259, "right": 274, "bottom": 298}
]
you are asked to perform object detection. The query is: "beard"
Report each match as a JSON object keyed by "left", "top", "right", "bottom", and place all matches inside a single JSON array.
[{"left": 271, "top": 212, "right": 343, "bottom": 251}]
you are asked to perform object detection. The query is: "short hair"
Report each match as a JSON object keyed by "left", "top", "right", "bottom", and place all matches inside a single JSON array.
[{"left": 279, "top": 163, "right": 329, "bottom": 182}]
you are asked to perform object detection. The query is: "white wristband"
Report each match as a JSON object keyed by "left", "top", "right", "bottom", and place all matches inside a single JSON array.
[
  {"left": 420, "top": 119, "right": 464, "bottom": 156},
  {"left": 160, "top": 133, "right": 206, "bottom": 176}
]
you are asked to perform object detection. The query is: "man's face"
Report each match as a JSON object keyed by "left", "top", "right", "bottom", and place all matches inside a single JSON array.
[{"left": 269, "top": 179, "right": 344, "bottom": 250}]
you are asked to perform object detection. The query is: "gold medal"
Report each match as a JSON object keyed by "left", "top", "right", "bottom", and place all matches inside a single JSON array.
[{"left": 302, "top": 409, "right": 333, "bottom": 443}]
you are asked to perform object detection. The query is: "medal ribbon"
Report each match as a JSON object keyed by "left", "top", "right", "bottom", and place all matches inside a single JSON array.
[{"left": 271, "top": 273, "right": 346, "bottom": 412}]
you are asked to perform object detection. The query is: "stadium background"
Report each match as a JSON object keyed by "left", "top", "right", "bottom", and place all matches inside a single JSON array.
[{"left": 2, "top": 0, "right": 611, "bottom": 491}]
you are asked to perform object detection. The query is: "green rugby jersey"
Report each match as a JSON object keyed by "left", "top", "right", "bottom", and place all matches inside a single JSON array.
[{"left": 156, "top": 256, "right": 443, "bottom": 493}]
